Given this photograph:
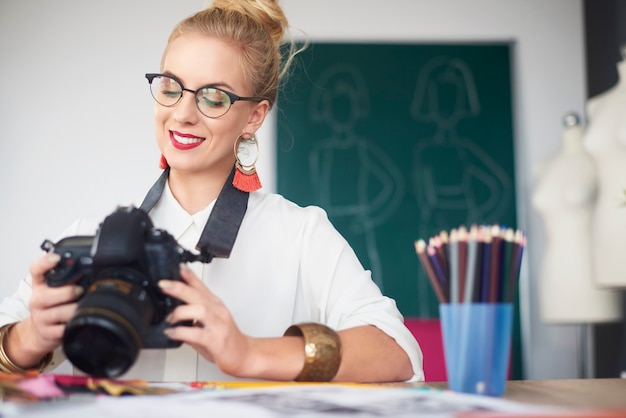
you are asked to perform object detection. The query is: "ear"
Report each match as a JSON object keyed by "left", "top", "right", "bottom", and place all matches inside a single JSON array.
[{"left": 244, "top": 99, "right": 271, "bottom": 134}]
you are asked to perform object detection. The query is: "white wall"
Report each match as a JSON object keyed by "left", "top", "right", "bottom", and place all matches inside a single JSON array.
[{"left": 0, "top": 0, "right": 587, "bottom": 380}]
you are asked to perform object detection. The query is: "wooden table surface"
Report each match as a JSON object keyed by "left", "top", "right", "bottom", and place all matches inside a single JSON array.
[{"left": 422, "top": 378, "right": 626, "bottom": 409}]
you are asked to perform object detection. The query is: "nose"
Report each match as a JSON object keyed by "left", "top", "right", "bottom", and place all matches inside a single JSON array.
[{"left": 173, "top": 89, "right": 200, "bottom": 124}]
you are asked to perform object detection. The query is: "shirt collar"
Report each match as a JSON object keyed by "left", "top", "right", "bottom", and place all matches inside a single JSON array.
[{"left": 148, "top": 179, "right": 215, "bottom": 243}]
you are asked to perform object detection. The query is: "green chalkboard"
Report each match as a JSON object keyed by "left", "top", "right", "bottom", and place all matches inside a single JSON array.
[{"left": 276, "top": 42, "right": 518, "bottom": 371}]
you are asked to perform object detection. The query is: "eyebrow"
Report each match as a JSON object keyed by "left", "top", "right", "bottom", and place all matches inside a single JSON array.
[{"left": 161, "top": 71, "right": 236, "bottom": 92}]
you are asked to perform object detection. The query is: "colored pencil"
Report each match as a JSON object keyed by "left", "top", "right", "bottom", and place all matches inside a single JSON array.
[
  {"left": 414, "top": 240, "right": 447, "bottom": 303},
  {"left": 463, "top": 224, "right": 478, "bottom": 304},
  {"left": 472, "top": 227, "right": 485, "bottom": 303},
  {"left": 429, "top": 237, "right": 444, "bottom": 275},
  {"left": 457, "top": 225, "right": 468, "bottom": 302},
  {"left": 448, "top": 228, "right": 459, "bottom": 303},
  {"left": 415, "top": 224, "right": 525, "bottom": 306},
  {"left": 508, "top": 231, "right": 525, "bottom": 303},
  {"left": 500, "top": 228, "right": 515, "bottom": 303},
  {"left": 427, "top": 244, "right": 449, "bottom": 300},
  {"left": 480, "top": 227, "right": 492, "bottom": 303},
  {"left": 488, "top": 225, "right": 502, "bottom": 303},
  {"left": 438, "top": 230, "right": 450, "bottom": 279}
]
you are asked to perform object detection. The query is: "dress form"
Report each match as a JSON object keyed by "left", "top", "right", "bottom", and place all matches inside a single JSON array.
[
  {"left": 532, "top": 113, "right": 621, "bottom": 322},
  {"left": 584, "top": 47, "right": 626, "bottom": 288}
]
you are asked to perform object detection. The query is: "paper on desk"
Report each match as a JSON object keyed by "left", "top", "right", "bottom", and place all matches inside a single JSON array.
[
  {"left": 0, "top": 384, "right": 568, "bottom": 418},
  {"left": 16, "top": 374, "right": 66, "bottom": 398}
]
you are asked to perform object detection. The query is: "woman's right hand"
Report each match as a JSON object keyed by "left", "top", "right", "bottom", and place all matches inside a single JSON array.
[{"left": 4, "top": 253, "right": 84, "bottom": 369}]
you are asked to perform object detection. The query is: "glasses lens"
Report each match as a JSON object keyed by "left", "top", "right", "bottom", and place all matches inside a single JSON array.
[
  {"left": 197, "top": 87, "right": 232, "bottom": 118},
  {"left": 149, "top": 76, "right": 182, "bottom": 107}
]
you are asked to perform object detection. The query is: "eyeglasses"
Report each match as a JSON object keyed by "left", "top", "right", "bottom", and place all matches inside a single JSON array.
[{"left": 145, "top": 73, "right": 265, "bottom": 119}]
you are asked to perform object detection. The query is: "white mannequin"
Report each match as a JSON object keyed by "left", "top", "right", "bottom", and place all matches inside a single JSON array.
[
  {"left": 532, "top": 113, "right": 621, "bottom": 322},
  {"left": 584, "top": 46, "right": 626, "bottom": 288}
]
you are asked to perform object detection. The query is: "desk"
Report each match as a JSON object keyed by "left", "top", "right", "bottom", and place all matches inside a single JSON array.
[
  {"left": 2, "top": 377, "right": 626, "bottom": 417},
  {"left": 423, "top": 378, "right": 626, "bottom": 409}
]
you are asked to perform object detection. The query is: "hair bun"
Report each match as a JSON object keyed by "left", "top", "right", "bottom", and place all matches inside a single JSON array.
[{"left": 209, "top": 0, "right": 287, "bottom": 45}]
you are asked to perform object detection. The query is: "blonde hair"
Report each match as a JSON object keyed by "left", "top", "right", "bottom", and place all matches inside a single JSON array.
[{"left": 162, "top": 0, "right": 301, "bottom": 108}]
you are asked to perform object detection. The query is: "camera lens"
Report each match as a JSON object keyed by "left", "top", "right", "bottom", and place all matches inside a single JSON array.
[{"left": 63, "top": 279, "right": 155, "bottom": 378}]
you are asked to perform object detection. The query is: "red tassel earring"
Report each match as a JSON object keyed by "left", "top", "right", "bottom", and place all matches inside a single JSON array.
[
  {"left": 233, "top": 134, "right": 262, "bottom": 192},
  {"left": 159, "top": 154, "right": 168, "bottom": 169}
]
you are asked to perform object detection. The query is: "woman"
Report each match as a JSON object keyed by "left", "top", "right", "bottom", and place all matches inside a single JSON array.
[{"left": 0, "top": 0, "right": 423, "bottom": 383}]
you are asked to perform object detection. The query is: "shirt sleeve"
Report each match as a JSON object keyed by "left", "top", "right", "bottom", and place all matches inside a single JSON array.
[
  {"left": 298, "top": 206, "right": 425, "bottom": 382},
  {"left": 0, "top": 218, "right": 99, "bottom": 371},
  {"left": 0, "top": 218, "right": 97, "bottom": 326}
]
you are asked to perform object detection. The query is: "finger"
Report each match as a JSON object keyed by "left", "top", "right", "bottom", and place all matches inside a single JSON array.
[
  {"left": 30, "top": 285, "right": 84, "bottom": 310},
  {"left": 158, "top": 268, "right": 221, "bottom": 304},
  {"left": 19, "top": 318, "right": 65, "bottom": 352},
  {"left": 178, "top": 263, "right": 203, "bottom": 287},
  {"left": 157, "top": 280, "right": 200, "bottom": 306},
  {"left": 29, "top": 253, "right": 61, "bottom": 285},
  {"left": 163, "top": 324, "right": 209, "bottom": 344},
  {"left": 165, "top": 304, "right": 207, "bottom": 325},
  {"left": 34, "top": 302, "right": 79, "bottom": 326},
  {"left": 34, "top": 321, "right": 68, "bottom": 343},
  {"left": 156, "top": 263, "right": 202, "bottom": 296}
]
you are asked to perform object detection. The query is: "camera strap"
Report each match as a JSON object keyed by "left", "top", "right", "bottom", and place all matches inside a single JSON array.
[{"left": 139, "top": 167, "right": 248, "bottom": 262}]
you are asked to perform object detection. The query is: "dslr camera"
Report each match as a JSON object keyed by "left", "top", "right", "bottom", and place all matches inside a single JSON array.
[{"left": 41, "top": 206, "right": 206, "bottom": 378}]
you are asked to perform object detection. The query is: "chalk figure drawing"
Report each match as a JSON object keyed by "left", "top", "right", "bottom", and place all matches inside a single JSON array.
[
  {"left": 411, "top": 57, "right": 512, "bottom": 314},
  {"left": 308, "top": 64, "right": 405, "bottom": 291}
]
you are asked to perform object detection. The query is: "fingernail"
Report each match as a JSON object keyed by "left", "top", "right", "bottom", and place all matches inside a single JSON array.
[
  {"left": 163, "top": 328, "right": 174, "bottom": 336},
  {"left": 74, "top": 286, "right": 84, "bottom": 296},
  {"left": 165, "top": 314, "right": 173, "bottom": 323},
  {"left": 46, "top": 253, "right": 61, "bottom": 263},
  {"left": 158, "top": 280, "right": 171, "bottom": 289},
  {"left": 179, "top": 263, "right": 189, "bottom": 271}
]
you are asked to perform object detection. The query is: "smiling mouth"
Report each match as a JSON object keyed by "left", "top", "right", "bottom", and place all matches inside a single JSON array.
[
  {"left": 172, "top": 132, "right": 204, "bottom": 145},
  {"left": 170, "top": 131, "right": 205, "bottom": 150}
]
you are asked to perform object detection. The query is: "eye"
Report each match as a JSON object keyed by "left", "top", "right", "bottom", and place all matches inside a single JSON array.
[
  {"left": 161, "top": 89, "right": 181, "bottom": 98},
  {"left": 199, "top": 88, "right": 229, "bottom": 108},
  {"left": 157, "top": 78, "right": 181, "bottom": 97}
]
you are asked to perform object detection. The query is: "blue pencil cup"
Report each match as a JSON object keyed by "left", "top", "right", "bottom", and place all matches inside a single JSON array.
[{"left": 439, "top": 303, "right": 513, "bottom": 396}]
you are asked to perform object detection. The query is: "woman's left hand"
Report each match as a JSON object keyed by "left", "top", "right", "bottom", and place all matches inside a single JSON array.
[{"left": 157, "top": 264, "right": 255, "bottom": 377}]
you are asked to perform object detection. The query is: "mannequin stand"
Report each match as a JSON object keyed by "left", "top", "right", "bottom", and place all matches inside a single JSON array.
[{"left": 577, "top": 323, "right": 595, "bottom": 378}]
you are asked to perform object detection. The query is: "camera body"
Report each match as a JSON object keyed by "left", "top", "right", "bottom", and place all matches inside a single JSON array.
[{"left": 41, "top": 206, "right": 200, "bottom": 377}]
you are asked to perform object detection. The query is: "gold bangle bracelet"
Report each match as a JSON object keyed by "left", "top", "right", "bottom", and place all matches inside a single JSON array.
[
  {"left": 284, "top": 322, "right": 342, "bottom": 382},
  {"left": 0, "top": 323, "right": 53, "bottom": 374}
]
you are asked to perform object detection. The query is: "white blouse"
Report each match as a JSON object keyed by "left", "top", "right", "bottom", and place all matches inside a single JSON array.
[{"left": 0, "top": 182, "right": 424, "bottom": 382}]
